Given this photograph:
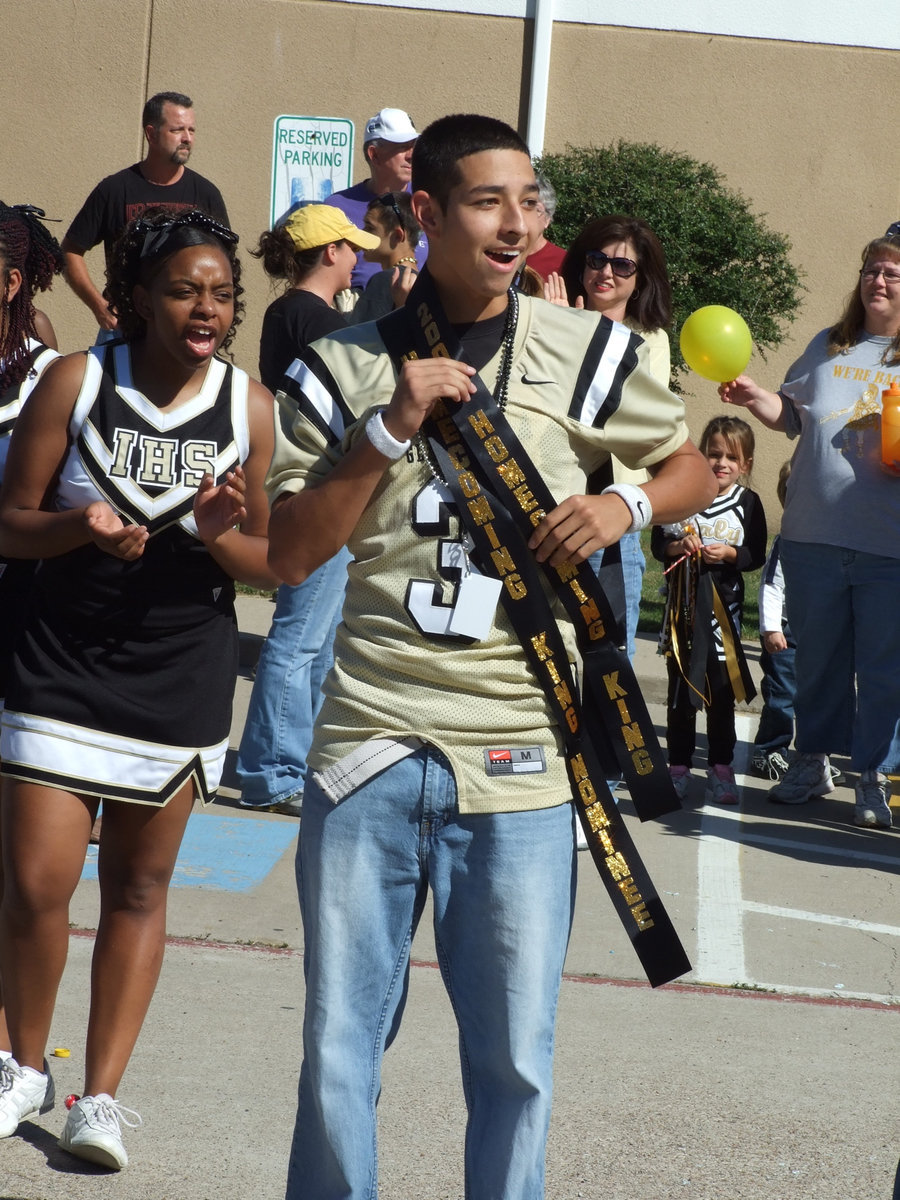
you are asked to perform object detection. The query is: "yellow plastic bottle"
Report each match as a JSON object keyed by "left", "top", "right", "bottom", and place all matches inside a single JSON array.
[{"left": 880, "top": 381, "right": 900, "bottom": 473}]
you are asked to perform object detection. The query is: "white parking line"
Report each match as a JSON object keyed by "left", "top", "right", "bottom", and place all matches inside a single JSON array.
[
  {"left": 693, "top": 714, "right": 898, "bottom": 999},
  {"left": 742, "top": 901, "right": 900, "bottom": 939},
  {"left": 693, "top": 713, "right": 753, "bottom": 984}
]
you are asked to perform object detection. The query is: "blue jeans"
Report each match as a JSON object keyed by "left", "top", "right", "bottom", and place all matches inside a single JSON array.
[
  {"left": 286, "top": 745, "right": 577, "bottom": 1200},
  {"left": 589, "top": 531, "right": 645, "bottom": 662},
  {"left": 753, "top": 623, "right": 796, "bottom": 754},
  {"left": 781, "top": 540, "right": 900, "bottom": 772},
  {"left": 236, "top": 548, "right": 350, "bottom": 806}
]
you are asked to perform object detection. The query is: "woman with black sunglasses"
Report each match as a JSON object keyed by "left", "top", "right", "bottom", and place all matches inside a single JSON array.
[{"left": 547, "top": 216, "right": 673, "bottom": 679}]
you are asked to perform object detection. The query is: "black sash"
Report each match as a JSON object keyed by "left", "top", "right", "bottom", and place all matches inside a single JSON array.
[{"left": 377, "top": 272, "right": 690, "bottom": 988}]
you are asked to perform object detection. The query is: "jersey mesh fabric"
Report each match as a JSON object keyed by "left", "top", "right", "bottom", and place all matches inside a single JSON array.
[{"left": 269, "top": 296, "right": 689, "bottom": 814}]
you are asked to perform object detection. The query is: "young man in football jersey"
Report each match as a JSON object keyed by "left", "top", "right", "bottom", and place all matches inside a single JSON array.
[{"left": 268, "top": 113, "right": 716, "bottom": 1200}]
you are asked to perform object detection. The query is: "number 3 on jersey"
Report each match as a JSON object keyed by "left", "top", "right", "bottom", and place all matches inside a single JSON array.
[{"left": 405, "top": 479, "right": 502, "bottom": 641}]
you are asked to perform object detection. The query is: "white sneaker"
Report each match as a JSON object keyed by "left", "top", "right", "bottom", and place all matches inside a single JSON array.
[
  {"left": 58, "top": 1093, "right": 142, "bottom": 1170},
  {"left": 669, "top": 765, "right": 691, "bottom": 800},
  {"left": 853, "top": 774, "right": 893, "bottom": 829},
  {"left": 769, "top": 753, "right": 833, "bottom": 805},
  {"left": 705, "top": 763, "right": 738, "bottom": 805},
  {"left": 0, "top": 1057, "right": 55, "bottom": 1137}
]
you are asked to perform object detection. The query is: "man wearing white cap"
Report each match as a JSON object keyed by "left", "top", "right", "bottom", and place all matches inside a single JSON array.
[{"left": 326, "top": 107, "right": 426, "bottom": 290}]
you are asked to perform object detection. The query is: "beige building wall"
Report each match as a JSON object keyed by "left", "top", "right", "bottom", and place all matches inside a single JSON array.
[{"left": 5, "top": 0, "right": 899, "bottom": 513}]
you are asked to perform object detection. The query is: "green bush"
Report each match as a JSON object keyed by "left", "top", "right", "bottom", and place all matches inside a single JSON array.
[{"left": 535, "top": 142, "right": 804, "bottom": 382}]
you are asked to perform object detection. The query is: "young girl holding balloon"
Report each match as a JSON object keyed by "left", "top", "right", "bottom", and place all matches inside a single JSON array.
[{"left": 652, "top": 416, "right": 767, "bottom": 804}]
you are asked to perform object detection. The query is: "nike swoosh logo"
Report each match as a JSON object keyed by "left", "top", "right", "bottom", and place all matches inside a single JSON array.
[{"left": 521, "top": 374, "right": 556, "bottom": 385}]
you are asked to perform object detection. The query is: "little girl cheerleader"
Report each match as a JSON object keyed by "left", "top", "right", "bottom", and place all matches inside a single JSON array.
[{"left": 653, "top": 416, "right": 767, "bottom": 804}]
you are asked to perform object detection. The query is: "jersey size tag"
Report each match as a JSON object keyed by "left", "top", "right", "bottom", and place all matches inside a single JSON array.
[
  {"left": 483, "top": 747, "right": 547, "bottom": 776},
  {"left": 447, "top": 572, "right": 503, "bottom": 640}
]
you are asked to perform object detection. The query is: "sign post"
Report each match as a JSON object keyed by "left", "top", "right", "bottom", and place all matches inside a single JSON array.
[{"left": 270, "top": 115, "right": 354, "bottom": 227}]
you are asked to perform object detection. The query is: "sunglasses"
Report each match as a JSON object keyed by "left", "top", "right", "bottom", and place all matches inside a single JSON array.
[
  {"left": 584, "top": 251, "right": 637, "bottom": 278},
  {"left": 375, "top": 193, "right": 404, "bottom": 222}
]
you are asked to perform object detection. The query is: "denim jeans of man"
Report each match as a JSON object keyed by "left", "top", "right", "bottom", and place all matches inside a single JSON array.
[
  {"left": 781, "top": 540, "right": 900, "bottom": 771},
  {"left": 753, "top": 623, "right": 796, "bottom": 754},
  {"left": 237, "top": 548, "right": 351, "bottom": 806},
  {"left": 286, "top": 745, "right": 577, "bottom": 1200}
]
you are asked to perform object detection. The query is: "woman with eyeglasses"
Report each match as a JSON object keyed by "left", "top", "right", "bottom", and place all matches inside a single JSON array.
[
  {"left": 720, "top": 234, "right": 900, "bottom": 829},
  {"left": 547, "top": 216, "right": 673, "bottom": 667},
  {"left": 0, "top": 208, "right": 276, "bottom": 1167}
]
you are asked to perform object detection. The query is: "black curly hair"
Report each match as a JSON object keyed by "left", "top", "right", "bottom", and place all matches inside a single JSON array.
[
  {"left": 0, "top": 203, "right": 64, "bottom": 391},
  {"left": 106, "top": 208, "right": 244, "bottom": 356}
]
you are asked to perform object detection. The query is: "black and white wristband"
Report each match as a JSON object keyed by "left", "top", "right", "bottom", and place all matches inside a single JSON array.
[
  {"left": 601, "top": 482, "right": 653, "bottom": 533},
  {"left": 365, "top": 409, "right": 411, "bottom": 460}
]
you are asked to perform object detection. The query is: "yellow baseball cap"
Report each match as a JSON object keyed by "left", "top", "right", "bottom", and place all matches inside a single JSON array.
[{"left": 283, "top": 204, "right": 380, "bottom": 253}]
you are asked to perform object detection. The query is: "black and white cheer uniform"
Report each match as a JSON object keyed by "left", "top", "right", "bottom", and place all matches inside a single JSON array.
[
  {"left": 0, "top": 341, "right": 250, "bottom": 806},
  {"left": 0, "top": 339, "right": 60, "bottom": 702}
]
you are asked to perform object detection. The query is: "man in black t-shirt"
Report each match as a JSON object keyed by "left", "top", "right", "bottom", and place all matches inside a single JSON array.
[{"left": 61, "top": 91, "right": 229, "bottom": 332}]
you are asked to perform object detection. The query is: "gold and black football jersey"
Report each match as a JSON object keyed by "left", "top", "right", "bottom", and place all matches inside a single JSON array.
[{"left": 269, "top": 296, "right": 689, "bottom": 814}]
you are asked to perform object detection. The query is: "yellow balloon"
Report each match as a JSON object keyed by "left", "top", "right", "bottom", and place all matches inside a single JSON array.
[{"left": 679, "top": 306, "right": 753, "bottom": 382}]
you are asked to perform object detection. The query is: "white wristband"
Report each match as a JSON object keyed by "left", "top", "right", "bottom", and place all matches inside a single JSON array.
[
  {"left": 601, "top": 482, "right": 653, "bottom": 533},
  {"left": 365, "top": 409, "right": 411, "bottom": 460}
]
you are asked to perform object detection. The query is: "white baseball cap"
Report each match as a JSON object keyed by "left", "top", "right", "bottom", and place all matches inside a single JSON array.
[{"left": 364, "top": 108, "right": 418, "bottom": 145}]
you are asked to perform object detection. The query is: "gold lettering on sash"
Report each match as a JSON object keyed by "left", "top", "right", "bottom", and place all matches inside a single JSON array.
[
  {"left": 531, "top": 632, "right": 550, "bottom": 661},
  {"left": 467, "top": 496, "right": 494, "bottom": 526},
  {"left": 484, "top": 524, "right": 501, "bottom": 549},
  {"left": 632, "top": 749, "right": 653, "bottom": 775},
  {"left": 622, "top": 723, "right": 645, "bottom": 752},
  {"left": 571, "top": 752, "right": 656, "bottom": 932},
  {"left": 490, "top": 546, "right": 516, "bottom": 576},
  {"left": 631, "top": 902, "right": 654, "bottom": 930},
  {"left": 617, "top": 698, "right": 632, "bottom": 723},
  {"left": 579, "top": 598, "right": 605, "bottom": 640},
  {"left": 513, "top": 482, "right": 538, "bottom": 513},
  {"left": 529, "top": 508, "right": 546, "bottom": 528},
  {"left": 484, "top": 435, "right": 508, "bottom": 463},
  {"left": 496, "top": 459, "right": 527, "bottom": 490},
  {"left": 504, "top": 574, "right": 527, "bottom": 600},
  {"left": 417, "top": 303, "right": 450, "bottom": 356},
  {"left": 569, "top": 578, "right": 589, "bottom": 604},
  {"left": 584, "top": 800, "right": 609, "bottom": 831},
  {"left": 458, "top": 471, "right": 480, "bottom": 498},
  {"left": 469, "top": 410, "right": 495, "bottom": 439},
  {"left": 603, "top": 672, "right": 627, "bottom": 700},
  {"left": 606, "top": 852, "right": 629, "bottom": 880},
  {"left": 619, "top": 878, "right": 643, "bottom": 906}
]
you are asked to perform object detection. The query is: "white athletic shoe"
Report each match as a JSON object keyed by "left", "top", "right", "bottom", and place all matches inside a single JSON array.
[
  {"left": 769, "top": 753, "right": 834, "bottom": 805},
  {"left": 58, "top": 1093, "right": 142, "bottom": 1170},
  {"left": 0, "top": 1057, "right": 55, "bottom": 1137},
  {"left": 853, "top": 774, "right": 893, "bottom": 829}
]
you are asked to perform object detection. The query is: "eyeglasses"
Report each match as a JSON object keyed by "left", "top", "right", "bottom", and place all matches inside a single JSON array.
[
  {"left": 860, "top": 266, "right": 900, "bottom": 284},
  {"left": 584, "top": 251, "right": 637, "bottom": 278}
]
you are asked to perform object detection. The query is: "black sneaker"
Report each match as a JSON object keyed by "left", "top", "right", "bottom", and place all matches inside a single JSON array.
[{"left": 750, "top": 750, "right": 790, "bottom": 781}]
